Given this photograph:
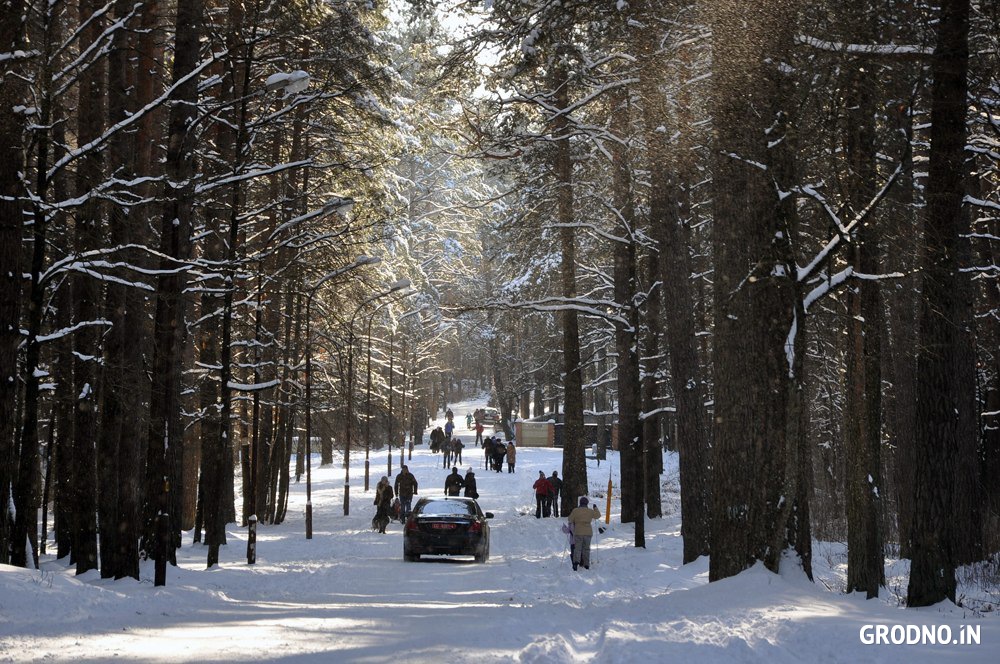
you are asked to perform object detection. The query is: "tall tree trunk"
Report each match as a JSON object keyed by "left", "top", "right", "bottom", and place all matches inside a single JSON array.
[
  {"left": 609, "top": 90, "right": 643, "bottom": 549},
  {"left": 884, "top": 101, "right": 919, "bottom": 559},
  {"left": 709, "top": 0, "right": 800, "bottom": 581},
  {"left": 53, "top": 283, "right": 75, "bottom": 560},
  {"left": 0, "top": 0, "right": 27, "bottom": 566},
  {"left": 843, "top": 3, "right": 885, "bottom": 596},
  {"left": 639, "top": 248, "right": 663, "bottom": 520},
  {"left": 547, "top": 42, "right": 587, "bottom": 515},
  {"left": 68, "top": 0, "right": 109, "bottom": 576},
  {"left": 907, "top": 0, "right": 970, "bottom": 607},
  {"left": 143, "top": 0, "right": 206, "bottom": 583},
  {"left": 638, "top": 7, "right": 710, "bottom": 559},
  {"left": 96, "top": 0, "right": 155, "bottom": 581}
]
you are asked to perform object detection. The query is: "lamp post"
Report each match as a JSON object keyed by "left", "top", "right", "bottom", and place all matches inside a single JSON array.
[
  {"left": 345, "top": 278, "right": 412, "bottom": 516},
  {"left": 387, "top": 325, "right": 394, "bottom": 478},
  {"left": 364, "top": 316, "right": 373, "bottom": 492},
  {"left": 386, "top": 307, "right": 424, "bottom": 475},
  {"left": 363, "top": 296, "right": 419, "bottom": 490},
  {"left": 303, "top": 251, "right": 371, "bottom": 539}
]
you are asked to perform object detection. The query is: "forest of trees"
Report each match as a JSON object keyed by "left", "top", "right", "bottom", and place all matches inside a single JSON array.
[{"left": 1, "top": 0, "right": 998, "bottom": 610}]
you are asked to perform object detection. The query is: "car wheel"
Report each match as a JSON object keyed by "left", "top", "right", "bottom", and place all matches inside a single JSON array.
[{"left": 404, "top": 552, "right": 420, "bottom": 562}]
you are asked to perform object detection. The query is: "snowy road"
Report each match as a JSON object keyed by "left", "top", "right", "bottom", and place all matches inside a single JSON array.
[{"left": 1, "top": 397, "right": 997, "bottom": 662}]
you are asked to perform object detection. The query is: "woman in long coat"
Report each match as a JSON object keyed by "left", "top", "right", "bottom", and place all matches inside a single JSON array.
[{"left": 463, "top": 469, "right": 479, "bottom": 499}]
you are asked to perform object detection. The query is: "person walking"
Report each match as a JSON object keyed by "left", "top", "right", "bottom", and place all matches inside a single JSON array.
[
  {"left": 373, "top": 476, "right": 394, "bottom": 533},
  {"left": 466, "top": 412, "right": 473, "bottom": 429},
  {"left": 506, "top": 440, "right": 516, "bottom": 473},
  {"left": 474, "top": 420, "right": 484, "bottom": 447},
  {"left": 453, "top": 437, "right": 464, "bottom": 465},
  {"left": 463, "top": 468, "right": 478, "bottom": 499},
  {"left": 444, "top": 467, "right": 465, "bottom": 496},
  {"left": 394, "top": 465, "right": 418, "bottom": 519},
  {"left": 492, "top": 440, "right": 506, "bottom": 473},
  {"left": 444, "top": 418, "right": 455, "bottom": 440},
  {"left": 442, "top": 437, "right": 453, "bottom": 468},
  {"left": 533, "top": 471, "right": 552, "bottom": 519},
  {"left": 483, "top": 437, "right": 494, "bottom": 469},
  {"left": 548, "top": 470, "right": 563, "bottom": 517},
  {"left": 567, "top": 496, "right": 601, "bottom": 570}
]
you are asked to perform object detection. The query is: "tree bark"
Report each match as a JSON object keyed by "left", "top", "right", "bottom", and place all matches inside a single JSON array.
[
  {"left": 907, "top": 0, "right": 970, "bottom": 607},
  {"left": 66, "top": 0, "right": 109, "bottom": 576},
  {"left": 843, "top": 1, "right": 885, "bottom": 596},
  {"left": 609, "top": 89, "right": 643, "bottom": 547},
  {"left": 550, "top": 53, "right": 587, "bottom": 516},
  {"left": 709, "top": 0, "right": 801, "bottom": 581},
  {"left": 639, "top": 248, "right": 663, "bottom": 521},
  {"left": 143, "top": 0, "right": 206, "bottom": 581},
  {"left": 637, "top": 5, "right": 710, "bottom": 559},
  {"left": 0, "top": 0, "right": 27, "bottom": 566},
  {"left": 96, "top": 0, "right": 147, "bottom": 580}
]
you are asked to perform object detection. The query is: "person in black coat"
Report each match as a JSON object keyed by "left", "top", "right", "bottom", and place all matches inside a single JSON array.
[
  {"left": 463, "top": 469, "right": 479, "bottom": 499},
  {"left": 483, "top": 437, "right": 494, "bottom": 469},
  {"left": 548, "top": 470, "right": 563, "bottom": 517},
  {"left": 444, "top": 467, "right": 465, "bottom": 496},
  {"left": 492, "top": 441, "right": 506, "bottom": 473}
]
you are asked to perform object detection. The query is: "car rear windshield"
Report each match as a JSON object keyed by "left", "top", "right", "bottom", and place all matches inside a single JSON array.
[{"left": 418, "top": 500, "right": 476, "bottom": 517}]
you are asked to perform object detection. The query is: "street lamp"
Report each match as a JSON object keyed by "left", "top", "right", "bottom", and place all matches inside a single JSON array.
[
  {"left": 303, "top": 252, "right": 373, "bottom": 539},
  {"left": 363, "top": 292, "right": 415, "bottom": 491},
  {"left": 345, "top": 278, "right": 412, "bottom": 516},
  {"left": 385, "top": 306, "right": 424, "bottom": 477}
]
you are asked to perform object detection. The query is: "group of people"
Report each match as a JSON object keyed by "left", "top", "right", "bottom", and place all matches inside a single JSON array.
[
  {"left": 531, "top": 470, "right": 563, "bottom": 518},
  {"left": 372, "top": 406, "right": 602, "bottom": 572},
  {"left": 372, "top": 464, "right": 419, "bottom": 533},
  {"left": 444, "top": 466, "right": 479, "bottom": 499},
  {"left": 429, "top": 428, "right": 466, "bottom": 468},
  {"left": 483, "top": 436, "right": 515, "bottom": 473}
]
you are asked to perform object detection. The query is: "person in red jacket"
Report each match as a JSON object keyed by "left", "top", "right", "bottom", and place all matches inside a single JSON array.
[{"left": 533, "top": 471, "right": 553, "bottom": 519}]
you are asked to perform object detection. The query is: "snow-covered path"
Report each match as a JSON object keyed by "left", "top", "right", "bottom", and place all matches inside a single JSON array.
[{"left": 1, "top": 396, "right": 997, "bottom": 662}]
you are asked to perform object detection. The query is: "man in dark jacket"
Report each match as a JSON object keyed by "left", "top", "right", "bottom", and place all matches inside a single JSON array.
[
  {"left": 394, "top": 465, "right": 418, "bottom": 519},
  {"left": 444, "top": 467, "right": 465, "bottom": 496},
  {"left": 548, "top": 470, "right": 563, "bottom": 517}
]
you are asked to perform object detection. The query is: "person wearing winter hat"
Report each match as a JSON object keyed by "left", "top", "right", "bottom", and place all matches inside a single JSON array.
[
  {"left": 463, "top": 468, "right": 479, "bottom": 499},
  {"left": 566, "top": 495, "right": 601, "bottom": 570}
]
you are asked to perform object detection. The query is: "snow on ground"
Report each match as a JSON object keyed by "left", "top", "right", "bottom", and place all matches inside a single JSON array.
[{"left": 1, "top": 396, "right": 997, "bottom": 663}]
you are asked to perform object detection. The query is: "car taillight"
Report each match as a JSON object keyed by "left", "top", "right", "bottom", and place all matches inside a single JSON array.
[
  {"left": 405, "top": 518, "right": 418, "bottom": 533},
  {"left": 468, "top": 521, "right": 482, "bottom": 534}
]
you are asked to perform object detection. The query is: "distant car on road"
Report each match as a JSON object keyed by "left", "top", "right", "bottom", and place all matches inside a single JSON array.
[
  {"left": 476, "top": 407, "right": 502, "bottom": 428},
  {"left": 403, "top": 496, "right": 493, "bottom": 563}
]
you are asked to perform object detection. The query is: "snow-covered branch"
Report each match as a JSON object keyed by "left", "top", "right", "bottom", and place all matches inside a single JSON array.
[{"left": 795, "top": 35, "right": 933, "bottom": 58}]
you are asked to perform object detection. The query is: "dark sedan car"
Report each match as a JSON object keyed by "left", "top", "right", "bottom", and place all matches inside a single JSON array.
[{"left": 403, "top": 496, "right": 493, "bottom": 563}]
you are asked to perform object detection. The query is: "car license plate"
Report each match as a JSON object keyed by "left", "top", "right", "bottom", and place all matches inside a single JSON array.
[{"left": 431, "top": 523, "right": 456, "bottom": 530}]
